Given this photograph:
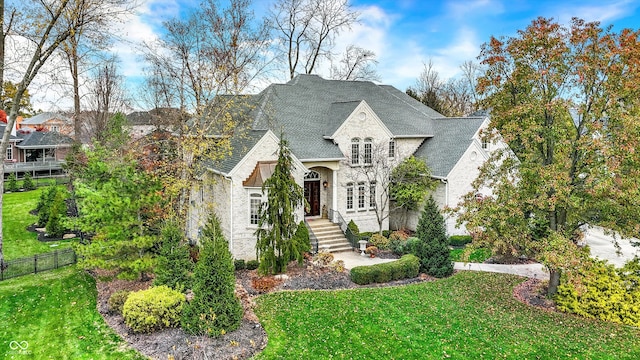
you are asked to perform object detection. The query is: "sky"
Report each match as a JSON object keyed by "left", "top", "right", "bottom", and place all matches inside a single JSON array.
[{"left": 27, "top": 0, "right": 640, "bottom": 111}]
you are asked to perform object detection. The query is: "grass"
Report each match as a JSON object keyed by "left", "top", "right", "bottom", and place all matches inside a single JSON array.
[
  {"left": 3, "top": 187, "right": 73, "bottom": 260},
  {"left": 255, "top": 271, "right": 640, "bottom": 359},
  {"left": 0, "top": 267, "right": 144, "bottom": 359},
  {"left": 450, "top": 246, "right": 492, "bottom": 262}
]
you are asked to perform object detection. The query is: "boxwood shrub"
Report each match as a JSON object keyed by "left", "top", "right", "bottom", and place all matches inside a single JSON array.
[
  {"left": 350, "top": 254, "right": 420, "bottom": 285},
  {"left": 107, "top": 290, "right": 131, "bottom": 315},
  {"left": 122, "top": 286, "right": 185, "bottom": 333},
  {"left": 448, "top": 235, "right": 473, "bottom": 247}
]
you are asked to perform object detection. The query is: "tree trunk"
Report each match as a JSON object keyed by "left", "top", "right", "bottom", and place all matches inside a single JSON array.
[{"left": 547, "top": 268, "right": 561, "bottom": 297}]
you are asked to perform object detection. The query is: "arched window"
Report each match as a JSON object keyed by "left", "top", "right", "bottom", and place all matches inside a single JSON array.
[
  {"left": 351, "top": 138, "right": 360, "bottom": 165},
  {"left": 304, "top": 170, "right": 320, "bottom": 180},
  {"left": 364, "top": 138, "right": 372, "bottom": 165}
]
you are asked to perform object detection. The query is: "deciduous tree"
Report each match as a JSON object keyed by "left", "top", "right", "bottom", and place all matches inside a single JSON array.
[
  {"left": 390, "top": 155, "right": 436, "bottom": 229},
  {"left": 270, "top": 0, "right": 358, "bottom": 79},
  {"left": 330, "top": 45, "right": 380, "bottom": 81},
  {"left": 456, "top": 17, "right": 640, "bottom": 295}
]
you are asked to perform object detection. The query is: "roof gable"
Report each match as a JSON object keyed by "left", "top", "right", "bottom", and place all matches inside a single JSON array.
[{"left": 326, "top": 100, "right": 393, "bottom": 140}]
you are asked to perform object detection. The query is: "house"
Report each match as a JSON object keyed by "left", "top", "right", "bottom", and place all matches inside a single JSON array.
[
  {"left": 2, "top": 124, "right": 73, "bottom": 179},
  {"left": 188, "top": 75, "right": 494, "bottom": 260},
  {"left": 126, "top": 108, "right": 186, "bottom": 139},
  {"left": 17, "top": 112, "right": 74, "bottom": 137}
]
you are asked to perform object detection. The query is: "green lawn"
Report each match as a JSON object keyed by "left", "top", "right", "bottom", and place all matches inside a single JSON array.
[
  {"left": 450, "top": 246, "right": 492, "bottom": 262},
  {"left": 0, "top": 267, "right": 144, "bottom": 359},
  {"left": 3, "top": 188, "right": 73, "bottom": 260},
  {"left": 255, "top": 271, "right": 640, "bottom": 359}
]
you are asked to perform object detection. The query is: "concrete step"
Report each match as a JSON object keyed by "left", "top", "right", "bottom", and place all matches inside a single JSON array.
[{"left": 307, "top": 218, "right": 352, "bottom": 254}]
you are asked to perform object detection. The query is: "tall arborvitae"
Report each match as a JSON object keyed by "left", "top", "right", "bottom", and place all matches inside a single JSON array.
[
  {"left": 181, "top": 214, "right": 242, "bottom": 337},
  {"left": 255, "top": 135, "right": 307, "bottom": 274},
  {"left": 153, "top": 221, "right": 193, "bottom": 291},
  {"left": 414, "top": 196, "right": 453, "bottom": 278}
]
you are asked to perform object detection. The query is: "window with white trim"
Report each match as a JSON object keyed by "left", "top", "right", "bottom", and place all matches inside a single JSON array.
[
  {"left": 364, "top": 138, "right": 372, "bottom": 165},
  {"left": 346, "top": 183, "right": 354, "bottom": 210},
  {"left": 481, "top": 138, "right": 489, "bottom": 150},
  {"left": 358, "top": 183, "right": 366, "bottom": 209},
  {"left": 369, "top": 182, "right": 376, "bottom": 209},
  {"left": 351, "top": 138, "right": 360, "bottom": 165},
  {"left": 388, "top": 140, "right": 395, "bottom": 158},
  {"left": 249, "top": 193, "right": 263, "bottom": 225},
  {"left": 5, "top": 145, "right": 12, "bottom": 160}
]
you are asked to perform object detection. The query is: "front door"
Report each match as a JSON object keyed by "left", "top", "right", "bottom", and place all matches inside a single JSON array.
[{"left": 304, "top": 181, "right": 320, "bottom": 216}]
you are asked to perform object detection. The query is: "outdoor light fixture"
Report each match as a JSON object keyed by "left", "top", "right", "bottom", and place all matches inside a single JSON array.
[{"left": 323, "top": 180, "right": 329, "bottom": 188}]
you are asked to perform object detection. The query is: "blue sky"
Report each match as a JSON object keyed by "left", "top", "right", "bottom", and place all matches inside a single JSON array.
[
  {"left": 29, "top": 0, "right": 640, "bottom": 110},
  {"left": 126, "top": 0, "right": 640, "bottom": 93}
]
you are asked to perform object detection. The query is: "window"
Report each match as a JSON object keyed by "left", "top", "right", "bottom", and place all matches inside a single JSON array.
[
  {"left": 351, "top": 138, "right": 360, "bottom": 165},
  {"left": 5, "top": 145, "right": 12, "bottom": 160},
  {"left": 51, "top": 125, "right": 59, "bottom": 132},
  {"left": 388, "top": 140, "right": 395, "bottom": 158},
  {"left": 346, "top": 183, "right": 354, "bottom": 210},
  {"left": 369, "top": 182, "right": 376, "bottom": 209},
  {"left": 481, "top": 139, "right": 489, "bottom": 150},
  {"left": 358, "top": 183, "right": 366, "bottom": 209},
  {"left": 364, "top": 138, "right": 372, "bottom": 165},
  {"left": 249, "top": 193, "right": 262, "bottom": 225}
]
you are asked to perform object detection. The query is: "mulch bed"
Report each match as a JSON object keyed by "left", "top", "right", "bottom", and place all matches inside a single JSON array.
[{"left": 96, "top": 261, "right": 555, "bottom": 359}]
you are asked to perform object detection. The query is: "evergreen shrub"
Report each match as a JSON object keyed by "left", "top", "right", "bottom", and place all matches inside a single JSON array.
[
  {"left": 107, "top": 290, "right": 131, "bottom": 315},
  {"left": 449, "top": 235, "right": 473, "bottom": 247},
  {"left": 122, "top": 286, "right": 185, "bottom": 333},
  {"left": 350, "top": 254, "right": 420, "bottom": 285},
  {"left": 369, "top": 233, "right": 390, "bottom": 249}
]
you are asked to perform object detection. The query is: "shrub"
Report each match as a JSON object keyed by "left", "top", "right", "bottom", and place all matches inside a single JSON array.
[
  {"left": 122, "top": 286, "right": 185, "bottom": 333},
  {"left": 246, "top": 260, "right": 260, "bottom": 270},
  {"left": 347, "top": 219, "right": 359, "bottom": 235},
  {"left": 365, "top": 246, "right": 378, "bottom": 257},
  {"left": 329, "top": 260, "right": 346, "bottom": 273},
  {"left": 234, "top": 259, "right": 246, "bottom": 271},
  {"left": 314, "top": 251, "right": 334, "bottom": 265},
  {"left": 181, "top": 214, "right": 243, "bottom": 337},
  {"left": 6, "top": 173, "right": 18, "bottom": 192},
  {"left": 369, "top": 233, "right": 390, "bottom": 250},
  {"left": 350, "top": 254, "right": 420, "bottom": 285},
  {"left": 382, "top": 230, "right": 391, "bottom": 238},
  {"left": 37, "top": 186, "right": 61, "bottom": 227},
  {"left": 153, "top": 222, "right": 193, "bottom": 291},
  {"left": 449, "top": 235, "right": 473, "bottom": 247},
  {"left": 251, "top": 276, "right": 283, "bottom": 293},
  {"left": 556, "top": 258, "right": 640, "bottom": 327},
  {"left": 107, "top": 290, "right": 131, "bottom": 315},
  {"left": 23, "top": 172, "right": 35, "bottom": 191},
  {"left": 46, "top": 189, "right": 68, "bottom": 238},
  {"left": 413, "top": 196, "right": 453, "bottom": 278},
  {"left": 389, "top": 230, "right": 410, "bottom": 242}
]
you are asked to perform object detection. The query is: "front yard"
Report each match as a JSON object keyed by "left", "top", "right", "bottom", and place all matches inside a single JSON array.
[{"left": 255, "top": 271, "right": 640, "bottom": 359}]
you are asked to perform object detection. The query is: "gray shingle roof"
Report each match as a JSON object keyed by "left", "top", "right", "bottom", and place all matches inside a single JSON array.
[
  {"left": 212, "top": 130, "right": 268, "bottom": 175},
  {"left": 16, "top": 131, "right": 74, "bottom": 149},
  {"left": 21, "top": 112, "right": 71, "bottom": 125},
  {"left": 415, "top": 117, "right": 486, "bottom": 178},
  {"left": 251, "top": 75, "right": 437, "bottom": 160},
  {"left": 207, "top": 75, "right": 485, "bottom": 177}
]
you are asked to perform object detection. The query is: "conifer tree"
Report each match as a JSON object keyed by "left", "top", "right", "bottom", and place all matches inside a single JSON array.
[
  {"left": 255, "top": 136, "right": 307, "bottom": 274},
  {"left": 45, "top": 190, "right": 67, "bottom": 238},
  {"left": 181, "top": 214, "right": 242, "bottom": 337},
  {"left": 414, "top": 196, "right": 453, "bottom": 278},
  {"left": 153, "top": 221, "right": 193, "bottom": 291}
]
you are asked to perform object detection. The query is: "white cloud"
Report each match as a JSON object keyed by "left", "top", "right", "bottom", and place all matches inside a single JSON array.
[{"left": 553, "top": 0, "right": 636, "bottom": 24}]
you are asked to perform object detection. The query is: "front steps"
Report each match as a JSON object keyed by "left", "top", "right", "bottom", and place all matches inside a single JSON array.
[{"left": 306, "top": 218, "right": 353, "bottom": 253}]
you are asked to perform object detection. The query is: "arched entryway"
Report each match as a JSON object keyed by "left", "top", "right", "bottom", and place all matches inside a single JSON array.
[{"left": 304, "top": 170, "right": 321, "bottom": 216}]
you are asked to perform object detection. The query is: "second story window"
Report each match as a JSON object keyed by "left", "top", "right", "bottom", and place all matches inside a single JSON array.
[
  {"left": 351, "top": 138, "right": 360, "bottom": 165},
  {"left": 388, "top": 140, "right": 395, "bottom": 158},
  {"left": 364, "top": 138, "right": 372, "bottom": 165}
]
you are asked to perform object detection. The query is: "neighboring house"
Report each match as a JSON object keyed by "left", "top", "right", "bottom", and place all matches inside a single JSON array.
[
  {"left": 18, "top": 112, "right": 74, "bottom": 137},
  {"left": 127, "top": 108, "right": 186, "bottom": 139},
  {"left": 188, "top": 75, "right": 496, "bottom": 259},
  {"left": 2, "top": 124, "right": 73, "bottom": 178}
]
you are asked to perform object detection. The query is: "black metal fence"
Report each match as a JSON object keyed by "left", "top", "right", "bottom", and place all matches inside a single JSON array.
[
  {"left": 328, "top": 209, "right": 361, "bottom": 250},
  {"left": 0, "top": 248, "right": 77, "bottom": 281}
]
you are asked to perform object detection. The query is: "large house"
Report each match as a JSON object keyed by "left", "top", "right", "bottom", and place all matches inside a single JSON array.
[{"left": 188, "top": 75, "right": 494, "bottom": 260}]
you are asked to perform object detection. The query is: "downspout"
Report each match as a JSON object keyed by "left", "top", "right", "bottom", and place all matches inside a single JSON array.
[
  {"left": 227, "top": 175, "right": 234, "bottom": 252},
  {"left": 332, "top": 169, "right": 338, "bottom": 220}
]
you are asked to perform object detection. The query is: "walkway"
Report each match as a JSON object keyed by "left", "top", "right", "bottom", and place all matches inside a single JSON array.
[{"left": 454, "top": 262, "right": 549, "bottom": 280}]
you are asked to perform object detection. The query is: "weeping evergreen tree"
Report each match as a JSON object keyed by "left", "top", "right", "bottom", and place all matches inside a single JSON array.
[
  {"left": 255, "top": 136, "right": 307, "bottom": 275},
  {"left": 153, "top": 221, "right": 193, "bottom": 292},
  {"left": 414, "top": 196, "right": 453, "bottom": 278},
  {"left": 181, "top": 214, "right": 242, "bottom": 337}
]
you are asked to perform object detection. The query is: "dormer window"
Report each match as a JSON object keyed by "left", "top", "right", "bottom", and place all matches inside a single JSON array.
[{"left": 351, "top": 138, "right": 360, "bottom": 165}]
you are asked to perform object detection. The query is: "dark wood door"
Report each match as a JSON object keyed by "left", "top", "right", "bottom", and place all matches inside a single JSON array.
[{"left": 304, "top": 181, "right": 320, "bottom": 216}]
